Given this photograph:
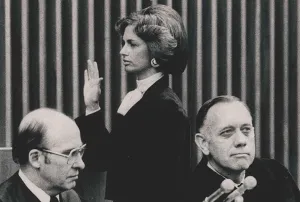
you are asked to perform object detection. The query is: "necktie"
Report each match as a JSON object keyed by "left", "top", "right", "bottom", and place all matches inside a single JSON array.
[
  {"left": 117, "top": 88, "right": 143, "bottom": 115},
  {"left": 50, "top": 196, "right": 59, "bottom": 202}
]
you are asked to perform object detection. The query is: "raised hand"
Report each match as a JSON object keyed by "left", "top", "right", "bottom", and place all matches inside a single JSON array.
[{"left": 84, "top": 60, "right": 103, "bottom": 112}]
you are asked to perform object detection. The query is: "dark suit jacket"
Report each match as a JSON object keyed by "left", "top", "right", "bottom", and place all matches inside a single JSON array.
[
  {"left": 0, "top": 172, "right": 81, "bottom": 202},
  {"left": 76, "top": 76, "right": 191, "bottom": 202},
  {"left": 189, "top": 157, "right": 300, "bottom": 202}
]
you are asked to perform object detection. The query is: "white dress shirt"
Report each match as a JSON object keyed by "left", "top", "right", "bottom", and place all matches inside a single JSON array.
[
  {"left": 117, "top": 72, "right": 164, "bottom": 115},
  {"left": 19, "top": 170, "right": 59, "bottom": 202},
  {"left": 135, "top": 72, "right": 164, "bottom": 94},
  {"left": 86, "top": 72, "right": 164, "bottom": 116}
]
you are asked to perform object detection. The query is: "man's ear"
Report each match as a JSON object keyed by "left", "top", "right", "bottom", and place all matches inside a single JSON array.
[
  {"left": 195, "top": 133, "right": 210, "bottom": 155},
  {"left": 28, "top": 149, "right": 41, "bottom": 168}
]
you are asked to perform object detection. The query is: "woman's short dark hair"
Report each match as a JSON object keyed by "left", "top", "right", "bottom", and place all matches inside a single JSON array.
[
  {"left": 115, "top": 4, "right": 188, "bottom": 75},
  {"left": 195, "top": 95, "right": 251, "bottom": 133}
]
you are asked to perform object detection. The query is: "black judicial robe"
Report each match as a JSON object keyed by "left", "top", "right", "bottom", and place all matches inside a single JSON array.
[
  {"left": 0, "top": 172, "right": 81, "bottom": 202},
  {"left": 75, "top": 76, "right": 191, "bottom": 202},
  {"left": 189, "top": 157, "right": 300, "bottom": 202}
]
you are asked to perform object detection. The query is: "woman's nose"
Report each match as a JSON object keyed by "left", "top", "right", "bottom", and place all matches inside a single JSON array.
[{"left": 120, "top": 44, "right": 128, "bottom": 56}]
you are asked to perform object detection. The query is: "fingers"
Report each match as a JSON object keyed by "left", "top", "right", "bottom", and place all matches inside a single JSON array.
[
  {"left": 87, "top": 59, "right": 100, "bottom": 79},
  {"left": 84, "top": 70, "right": 88, "bottom": 83},
  {"left": 87, "top": 60, "right": 92, "bottom": 79},
  {"left": 93, "top": 61, "right": 100, "bottom": 78},
  {"left": 85, "top": 68, "right": 103, "bottom": 86},
  {"left": 92, "top": 78, "right": 103, "bottom": 86}
]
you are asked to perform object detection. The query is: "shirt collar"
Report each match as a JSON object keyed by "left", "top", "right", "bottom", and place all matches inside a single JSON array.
[
  {"left": 19, "top": 169, "right": 59, "bottom": 202},
  {"left": 136, "top": 72, "right": 164, "bottom": 94},
  {"left": 207, "top": 162, "right": 245, "bottom": 187}
]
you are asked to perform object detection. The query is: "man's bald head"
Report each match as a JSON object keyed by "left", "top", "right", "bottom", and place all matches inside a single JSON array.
[{"left": 13, "top": 108, "right": 80, "bottom": 165}]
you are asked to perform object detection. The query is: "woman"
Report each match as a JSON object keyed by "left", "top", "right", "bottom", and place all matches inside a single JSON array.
[{"left": 76, "top": 4, "right": 190, "bottom": 202}]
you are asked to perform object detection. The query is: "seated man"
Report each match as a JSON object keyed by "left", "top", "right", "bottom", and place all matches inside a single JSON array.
[
  {"left": 189, "top": 95, "right": 300, "bottom": 202},
  {"left": 0, "top": 108, "right": 85, "bottom": 202}
]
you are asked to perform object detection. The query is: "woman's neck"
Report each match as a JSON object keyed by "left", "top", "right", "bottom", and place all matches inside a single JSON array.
[{"left": 136, "top": 68, "right": 159, "bottom": 80}]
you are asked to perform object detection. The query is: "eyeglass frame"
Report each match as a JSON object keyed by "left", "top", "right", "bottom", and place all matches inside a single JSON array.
[{"left": 35, "top": 144, "right": 86, "bottom": 165}]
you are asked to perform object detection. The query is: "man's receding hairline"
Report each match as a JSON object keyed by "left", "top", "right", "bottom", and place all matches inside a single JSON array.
[{"left": 200, "top": 100, "right": 250, "bottom": 135}]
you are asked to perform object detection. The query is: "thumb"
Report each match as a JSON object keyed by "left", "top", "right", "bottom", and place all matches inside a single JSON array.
[
  {"left": 90, "top": 77, "right": 103, "bottom": 86},
  {"left": 96, "top": 77, "right": 104, "bottom": 85}
]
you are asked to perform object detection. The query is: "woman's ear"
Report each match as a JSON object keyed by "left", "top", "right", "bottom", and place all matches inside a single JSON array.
[
  {"left": 150, "top": 58, "right": 159, "bottom": 68},
  {"left": 195, "top": 133, "right": 210, "bottom": 155},
  {"left": 28, "top": 149, "right": 41, "bottom": 168}
]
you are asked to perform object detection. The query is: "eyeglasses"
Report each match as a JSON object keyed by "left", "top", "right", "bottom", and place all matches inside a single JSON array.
[{"left": 36, "top": 144, "right": 86, "bottom": 165}]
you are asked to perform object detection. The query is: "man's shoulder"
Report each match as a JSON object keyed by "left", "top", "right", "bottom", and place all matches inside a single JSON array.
[
  {"left": 191, "top": 158, "right": 223, "bottom": 185},
  {"left": 61, "top": 189, "right": 81, "bottom": 202},
  {"left": 0, "top": 177, "right": 82, "bottom": 202},
  {"left": 249, "top": 158, "right": 293, "bottom": 181},
  {"left": 0, "top": 173, "right": 20, "bottom": 201},
  {"left": 193, "top": 157, "right": 208, "bottom": 173},
  {"left": 250, "top": 158, "right": 300, "bottom": 201},
  {"left": 251, "top": 158, "right": 288, "bottom": 171}
]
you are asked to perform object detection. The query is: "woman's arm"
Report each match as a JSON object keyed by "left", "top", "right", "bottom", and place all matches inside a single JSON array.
[{"left": 75, "top": 60, "right": 111, "bottom": 171}]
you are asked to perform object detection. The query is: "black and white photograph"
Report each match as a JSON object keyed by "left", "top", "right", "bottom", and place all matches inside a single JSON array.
[{"left": 1, "top": 0, "right": 300, "bottom": 202}]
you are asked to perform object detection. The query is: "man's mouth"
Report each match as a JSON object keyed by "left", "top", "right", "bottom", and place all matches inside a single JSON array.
[
  {"left": 69, "top": 175, "right": 78, "bottom": 180},
  {"left": 231, "top": 153, "right": 249, "bottom": 157}
]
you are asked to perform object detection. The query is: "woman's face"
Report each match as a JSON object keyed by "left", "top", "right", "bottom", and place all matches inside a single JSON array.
[{"left": 120, "top": 25, "right": 157, "bottom": 80}]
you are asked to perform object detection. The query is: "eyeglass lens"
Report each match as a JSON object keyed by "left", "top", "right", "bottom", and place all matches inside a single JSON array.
[{"left": 67, "top": 147, "right": 85, "bottom": 164}]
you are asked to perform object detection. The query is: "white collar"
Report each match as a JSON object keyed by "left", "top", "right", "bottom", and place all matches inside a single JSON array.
[
  {"left": 136, "top": 72, "right": 164, "bottom": 94},
  {"left": 19, "top": 169, "right": 59, "bottom": 202},
  {"left": 207, "top": 162, "right": 245, "bottom": 187}
]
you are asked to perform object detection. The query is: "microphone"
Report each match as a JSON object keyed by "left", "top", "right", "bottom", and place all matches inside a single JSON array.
[
  {"left": 203, "top": 179, "right": 235, "bottom": 202},
  {"left": 224, "top": 176, "right": 257, "bottom": 202}
]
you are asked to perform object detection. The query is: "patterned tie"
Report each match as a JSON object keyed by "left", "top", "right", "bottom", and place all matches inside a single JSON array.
[
  {"left": 50, "top": 196, "right": 59, "bottom": 202},
  {"left": 117, "top": 88, "right": 143, "bottom": 115}
]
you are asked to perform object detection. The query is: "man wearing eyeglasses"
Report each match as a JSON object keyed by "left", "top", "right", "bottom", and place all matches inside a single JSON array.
[
  {"left": 0, "top": 108, "right": 85, "bottom": 202},
  {"left": 189, "top": 95, "right": 300, "bottom": 202}
]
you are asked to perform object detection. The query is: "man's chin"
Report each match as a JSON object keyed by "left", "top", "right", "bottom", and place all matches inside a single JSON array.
[
  {"left": 233, "top": 162, "right": 251, "bottom": 171},
  {"left": 64, "top": 181, "right": 76, "bottom": 190}
]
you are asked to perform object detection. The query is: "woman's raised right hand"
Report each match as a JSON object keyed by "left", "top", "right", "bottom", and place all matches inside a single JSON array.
[{"left": 84, "top": 60, "right": 103, "bottom": 112}]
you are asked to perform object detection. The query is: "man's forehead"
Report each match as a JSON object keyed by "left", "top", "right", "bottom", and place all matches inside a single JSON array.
[
  {"left": 204, "top": 101, "right": 252, "bottom": 127},
  {"left": 45, "top": 120, "right": 81, "bottom": 149}
]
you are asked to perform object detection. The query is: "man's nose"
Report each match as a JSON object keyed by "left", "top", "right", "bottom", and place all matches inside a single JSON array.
[
  {"left": 73, "top": 155, "right": 85, "bottom": 170},
  {"left": 234, "top": 129, "right": 247, "bottom": 147}
]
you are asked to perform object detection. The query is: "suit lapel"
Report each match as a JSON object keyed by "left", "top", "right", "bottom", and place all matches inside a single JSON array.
[
  {"left": 123, "top": 76, "right": 169, "bottom": 117},
  {"left": 11, "top": 173, "right": 41, "bottom": 202},
  {"left": 7, "top": 172, "right": 80, "bottom": 202},
  {"left": 141, "top": 75, "right": 169, "bottom": 100}
]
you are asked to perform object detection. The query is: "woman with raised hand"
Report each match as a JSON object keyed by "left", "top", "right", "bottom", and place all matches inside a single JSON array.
[{"left": 76, "top": 4, "right": 190, "bottom": 202}]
